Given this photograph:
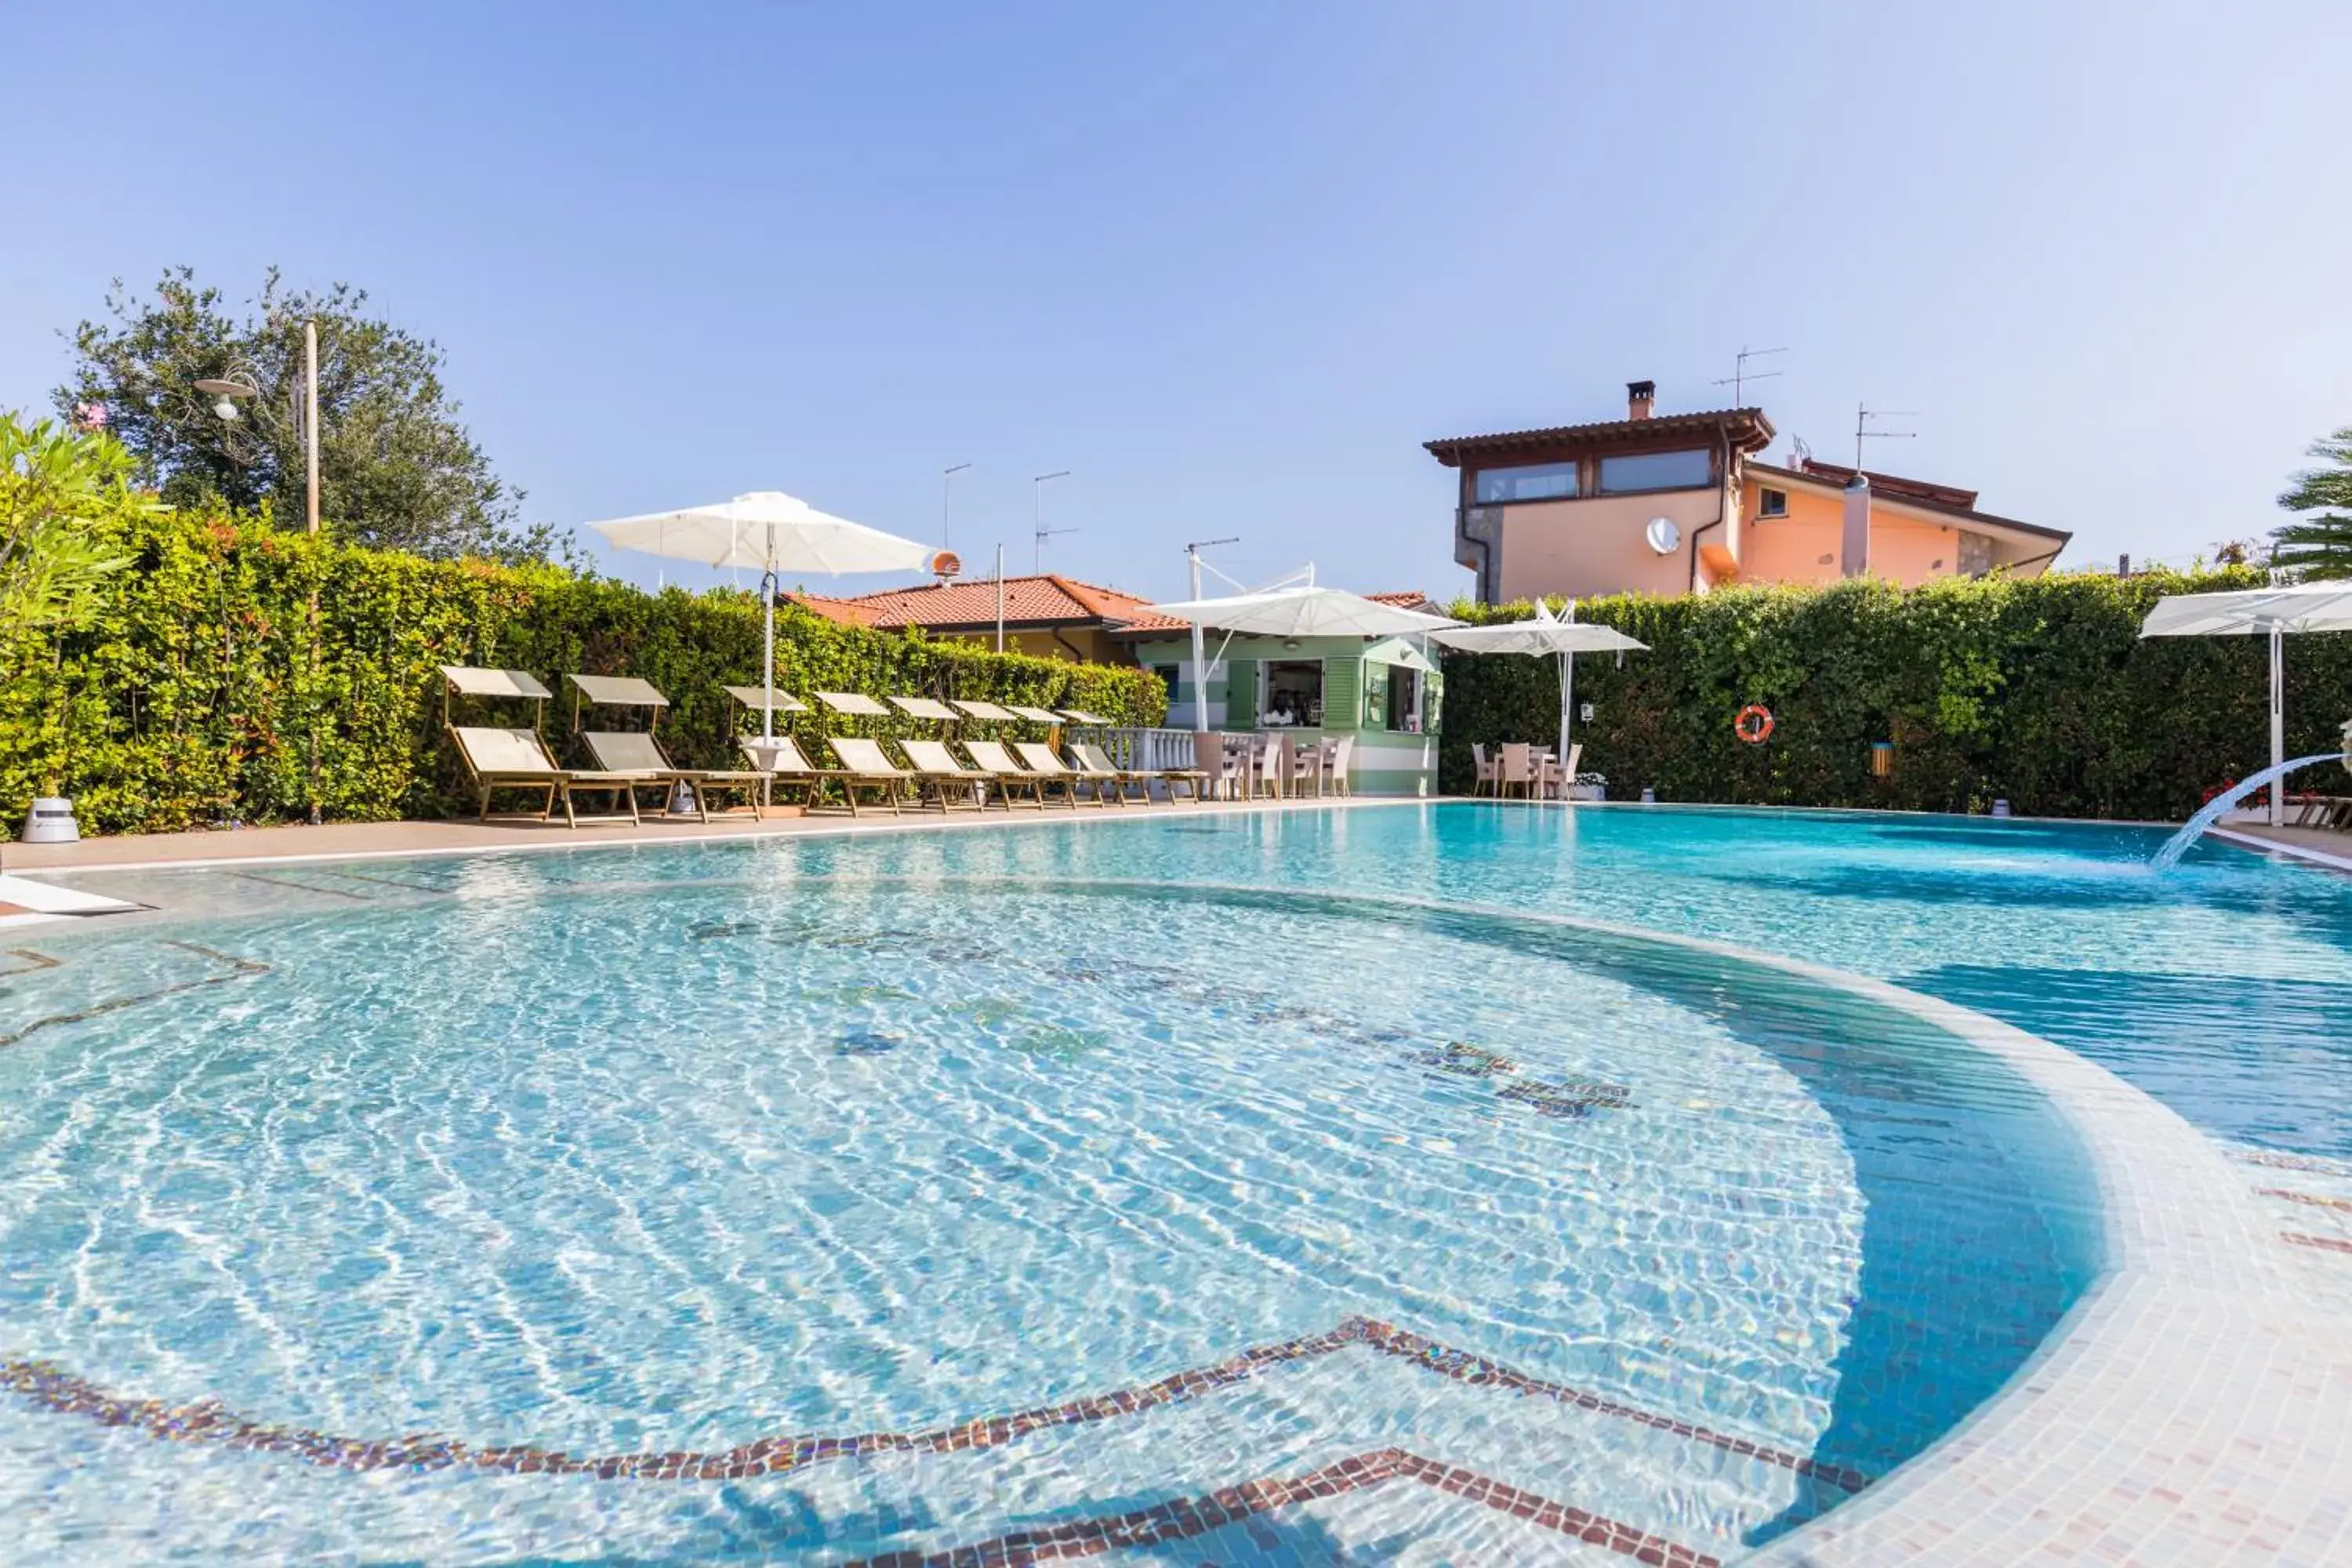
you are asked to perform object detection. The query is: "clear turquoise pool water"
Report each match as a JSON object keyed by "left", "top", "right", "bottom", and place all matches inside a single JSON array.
[{"left": 5, "top": 799, "right": 2333, "bottom": 1563}]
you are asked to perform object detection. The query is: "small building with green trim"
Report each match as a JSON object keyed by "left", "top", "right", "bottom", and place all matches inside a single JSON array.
[{"left": 1112, "top": 596, "right": 1446, "bottom": 796}]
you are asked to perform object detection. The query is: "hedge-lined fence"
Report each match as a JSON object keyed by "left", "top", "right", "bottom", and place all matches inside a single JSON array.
[
  {"left": 1436, "top": 571, "right": 2352, "bottom": 822},
  {"left": 0, "top": 505, "right": 1165, "bottom": 837}
]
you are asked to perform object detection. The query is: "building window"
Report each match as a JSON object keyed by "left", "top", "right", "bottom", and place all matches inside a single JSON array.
[
  {"left": 1150, "top": 663, "right": 1179, "bottom": 699},
  {"left": 1385, "top": 666, "right": 1424, "bottom": 733},
  {"left": 1758, "top": 487, "right": 1788, "bottom": 517},
  {"left": 1598, "top": 449, "right": 1711, "bottom": 494},
  {"left": 1473, "top": 461, "right": 1579, "bottom": 505},
  {"left": 1262, "top": 660, "right": 1323, "bottom": 727}
]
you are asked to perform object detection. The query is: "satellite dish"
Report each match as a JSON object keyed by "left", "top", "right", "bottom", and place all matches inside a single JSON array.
[
  {"left": 1644, "top": 517, "right": 1681, "bottom": 555},
  {"left": 929, "top": 550, "right": 963, "bottom": 579}
]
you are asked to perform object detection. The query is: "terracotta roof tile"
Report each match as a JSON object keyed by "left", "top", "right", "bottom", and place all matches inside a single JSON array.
[
  {"left": 786, "top": 574, "right": 1152, "bottom": 631},
  {"left": 1425, "top": 408, "right": 1773, "bottom": 464}
]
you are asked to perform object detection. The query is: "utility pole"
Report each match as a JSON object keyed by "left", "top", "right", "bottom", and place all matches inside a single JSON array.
[
  {"left": 1182, "top": 536, "right": 1240, "bottom": 735},
  {"left": 942, "top": 463, "right": 970, "bottom": 549},
  {"left": 304, "top": 319, "right": 320, "bottom": 532},
  {"left": 1033, "top": 470, "right": 1072, "bottom": 572},
  {"left": 993, "top": 543, "right": 1006, "bottom": 652}
]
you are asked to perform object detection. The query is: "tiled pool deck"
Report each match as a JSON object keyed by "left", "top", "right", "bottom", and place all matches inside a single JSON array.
[{"left": 5, "top": 800, "right": 2350, "bottom": 1565}]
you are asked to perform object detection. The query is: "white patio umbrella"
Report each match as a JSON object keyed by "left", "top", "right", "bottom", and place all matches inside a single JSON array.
[
  {"left": 2140, "top": 581, "right": 2352, "bottom": 826},
  {"left": 587, "top": 492, "right": 933, "bottom": 743},
  {"left": 1131, "top": 584, "right": 1461, "bottom": 733},
  {"left": 1430, "top": 599, "right": 1647, "bottom": 766}
]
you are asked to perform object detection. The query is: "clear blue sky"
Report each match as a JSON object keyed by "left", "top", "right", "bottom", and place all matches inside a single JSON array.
[{"left": 5, "top": 2, "right": 2347, "bottom": 601}]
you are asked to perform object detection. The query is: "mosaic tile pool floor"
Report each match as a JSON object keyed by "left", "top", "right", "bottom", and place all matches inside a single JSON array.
[{"left": 5, "top": 800, "right": 2348, "bottom": 1563}]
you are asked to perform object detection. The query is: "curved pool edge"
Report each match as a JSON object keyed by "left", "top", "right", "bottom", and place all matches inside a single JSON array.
[
  {"left": 21, "top": 823, "right": 2352, "bottom": 1564},
  {"left": 1016, "top": 877, "right": 2349, "bottom": 1566}
]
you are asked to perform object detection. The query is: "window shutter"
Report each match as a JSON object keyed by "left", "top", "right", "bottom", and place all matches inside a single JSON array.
[
  {"left": 1225, "top": 658, "right": 1257, "bottom": 728},
  {"left": 1362, "top": 662, "right": 1389, "bottom": 729},
  {"left": 1424, "top": 670, "right": 1445, "bottom": 734},
  {"left": 1323, "top": 660, "right": 1359, "bottom": 731}
]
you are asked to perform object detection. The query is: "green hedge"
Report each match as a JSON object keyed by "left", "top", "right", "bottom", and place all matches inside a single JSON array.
[
  {"left": 1436, "top": 571, "right": 2352, "bottom": 821},
  {"left": 0, "top": 504, "right": 1165, "bottom": 836}
]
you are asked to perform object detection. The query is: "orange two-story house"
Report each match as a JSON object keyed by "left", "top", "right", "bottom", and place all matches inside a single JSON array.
[{"left": 1426, "top": 381, "right": 2071, "bottom": 603}]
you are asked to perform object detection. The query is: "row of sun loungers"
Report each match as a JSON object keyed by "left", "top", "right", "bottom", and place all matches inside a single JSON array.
[{"left": 440, "top": 666, "right": 1199, "bottom": 826}]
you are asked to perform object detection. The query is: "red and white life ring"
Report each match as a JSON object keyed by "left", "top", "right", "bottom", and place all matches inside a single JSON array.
[{"left": 1734, "top": 704, "right": 1775, "bottom": 745}]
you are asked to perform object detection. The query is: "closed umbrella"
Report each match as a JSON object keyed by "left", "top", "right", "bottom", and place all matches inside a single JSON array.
[
  {"left": 2140, "top": 581, "right": 2352, "bottom": 826},
  {"left": 1430, "top": 599, "right": 1646, "bottom": 771},
  {"left": 588, "top": 492, "right": 933, "bottom": 745}
]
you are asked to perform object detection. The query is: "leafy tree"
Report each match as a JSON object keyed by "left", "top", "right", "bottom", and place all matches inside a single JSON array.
[
  {"left": 0, "top": 409, "right": 135, "bottom": 633},
  {"left": 2270, "top": 426, "right": 2352, "bottom": 580},
  {"left": 54, "top": 267, "right": 564, "bottom": 564}
]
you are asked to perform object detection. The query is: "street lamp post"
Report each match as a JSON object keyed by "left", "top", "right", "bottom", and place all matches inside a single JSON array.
[{"left": 196, "top": 318, "right": 324, "bottom": 822}]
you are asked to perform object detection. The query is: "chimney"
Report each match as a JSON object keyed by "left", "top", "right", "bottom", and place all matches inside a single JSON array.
[
  {"left": 1627, "top": 379, "right": 1656, "bottom": 421},
  {"left": 1840, "top": 474, "right": 1871, "bottom": 578}
]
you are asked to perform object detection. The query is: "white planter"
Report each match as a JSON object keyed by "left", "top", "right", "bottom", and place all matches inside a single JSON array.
[
  {"left": 21, "top": 797, "right": 80, "bottom": 844},
  {"left": 1567, "top": 783, "right": 1606, "bottom": 802}
]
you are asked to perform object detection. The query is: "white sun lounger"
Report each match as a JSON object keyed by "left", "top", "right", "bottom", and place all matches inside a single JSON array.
[
  {"left": 1012, "top": 741, "right": 1107, "bottom": 808},
  {"left": 825, "top": 736, "right": 917, "bottom": 815},
  {"left": 960, "top": 739, "right": 1049, "bottom": 809},
  {"left": 899, "top": 739, "right": 995, "bottom": 811}
]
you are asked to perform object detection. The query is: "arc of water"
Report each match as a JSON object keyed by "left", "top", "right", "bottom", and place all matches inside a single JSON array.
[{"left": 2148, "top": 753, "right": 2350, "bottom": 870}]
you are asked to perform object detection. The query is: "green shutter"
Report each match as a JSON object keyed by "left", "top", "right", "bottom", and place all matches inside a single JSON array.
[
  {"left": 1424, "top": 670, "right": 1444, "bottom": 734},
  {"left": 1225, "top": 658, "right": 1257, "bottom": 728},
  {"left": 1323, "top": 660, "right": 1359, "bottom": 731},
  {"left": 1362, "top": 662, "right": 1390, "bottom": 729}
]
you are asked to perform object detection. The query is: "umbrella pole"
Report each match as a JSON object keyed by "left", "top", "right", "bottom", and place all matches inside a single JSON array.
[
  {"left": 2270, "top": 623, "right": 2285, "bottom": 828},
  {"left": 1559, "top": 650, "right": 1573, "bottom": 789},
  {"left": 761, "top": 557, "right": 778, "bottom": 742}
]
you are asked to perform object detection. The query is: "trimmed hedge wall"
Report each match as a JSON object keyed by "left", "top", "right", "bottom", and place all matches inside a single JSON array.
[
  {"left": 1436, "top": 571, "right": 2352, "bottom": 822},
  {"left": 0, "top": 506, "right": 1165, "bottom": 837}
]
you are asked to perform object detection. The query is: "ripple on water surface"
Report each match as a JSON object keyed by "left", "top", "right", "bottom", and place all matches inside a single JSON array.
[{"left": 0, "top": 867, "right": 2098, "bottom": 1563}]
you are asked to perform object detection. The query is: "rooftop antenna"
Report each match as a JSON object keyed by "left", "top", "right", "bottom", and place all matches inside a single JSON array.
[
  {"left": 942, "top": 463, "right": 971, "bottom": 547},
  {"left": 1033, "top": 470, "right": 1073, "bottom": 573},
  {"left": 1711, "top": 344, "right": 1787, "bottom": 405},
  {"left": 1855, "top": 404, "right": 1919, "bottom": 470}
]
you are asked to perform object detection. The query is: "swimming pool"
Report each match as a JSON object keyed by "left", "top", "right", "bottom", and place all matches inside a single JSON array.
[{"left": 1, "top": 801, "right": 2341, "bottom": 1563}]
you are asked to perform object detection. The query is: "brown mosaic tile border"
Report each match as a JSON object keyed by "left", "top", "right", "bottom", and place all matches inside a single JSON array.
[
  {"left": 2230, "top": 1148, "right": 2347, "bottom": 1174},
  {"left": 0, "top": 1313, "right": 1866, "bottom": 1494},
  {"left": 1, "top": 947, "right": 65, "bottom": 977},
  {"left": 2258, "top": 1188, "right": 2352, "bottom": 1214},
  {"left": 0, "top": 941, "right": 268, "bottom": 1051},
  {"left": 837, "top": 1446, "right": 1723, "bottom": 1567},
  {"left": 2281, "top": 1232, "right": 2352, "bottom": 1255},
  {"left": 223, "top": 869, "right": 373, "bottom": 902}
]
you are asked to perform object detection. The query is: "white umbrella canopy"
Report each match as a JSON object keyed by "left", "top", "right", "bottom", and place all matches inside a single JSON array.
[
  {"left": 1133, "top": 585, "right": 1461, "bottom": 638},
  {"left": 590, "top": 491, "right": 935, "bottom": 575},
  {"left": 586, "top": 491, "right": 933, "bottom": 742},
  {"left": 1431, "top": 599, "right": 1648, "bottom": 768},
  {"left": 2140, "top": 581, "right": 2352, "bottom": 826}
]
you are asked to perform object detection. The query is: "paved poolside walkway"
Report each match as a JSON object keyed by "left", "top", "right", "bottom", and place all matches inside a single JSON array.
[{"left": 0, "top": 797, "right": 1376, "bottom": 876}]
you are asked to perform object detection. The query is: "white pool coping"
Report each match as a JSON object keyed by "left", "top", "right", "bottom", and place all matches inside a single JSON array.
[
  {"left": 14, "top": 812, "right": 2351, "bottom": 1564},
  {"left": 1326, "top": 891, "right": 2352, "bottom": 1566}
]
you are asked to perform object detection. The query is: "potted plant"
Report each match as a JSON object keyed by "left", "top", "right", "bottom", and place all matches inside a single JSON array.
[{"left": 1568, "top": 771, "right": 1607, "bottom": 802}]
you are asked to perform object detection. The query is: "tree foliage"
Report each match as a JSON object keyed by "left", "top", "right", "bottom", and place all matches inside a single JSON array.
[
  {"left": 0, "top": 411, "right": 136, "bottom": 633},
  {"left": 2270, "top": 426, "right": 2352, "bottom": 581},
  {"left": 1437, "top": 571, "right": 2352, "bottom": 822},
  {"left": 54, "top": 267, "right": 561, "bottom": 564},
  {"left": 0, "top": 503, "right": 1165, "bottom": 836}
]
